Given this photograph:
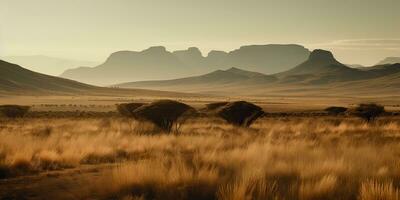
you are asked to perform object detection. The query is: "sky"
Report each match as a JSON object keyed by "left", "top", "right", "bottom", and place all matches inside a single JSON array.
[{"left": 0, "top": 0, "right": 399, "bottom": 67}]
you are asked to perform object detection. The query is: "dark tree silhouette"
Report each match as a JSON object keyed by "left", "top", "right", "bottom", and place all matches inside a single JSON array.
[
  {"left": 325, "top": 106, "right": 348, "bottom": 115},
  {"left": 131, "top": 100, "right": 196, "bottom": 132},
  {"left": 0, "top": 105, "right": 30, "bottom": 118},
  {"left": 354, "top": 103, "right": 385, "bottom": 122},
  {"left": 216, "top": 101, "right": 264, "bottom": 127}
]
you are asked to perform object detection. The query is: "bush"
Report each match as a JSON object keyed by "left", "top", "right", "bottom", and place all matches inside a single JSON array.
[
  {"left": 216, "top": 101, "right": 264, "bottom": 127},
  {"left": 116, "top": 103, "right": 146, "bottom": 117},
  {"left": 325, "top": 106, "right": 348, "bottom": 115},
  {"left": 131, "top": 100, "right": 197, "bottom": 132},
  {"left": 354, "top": 103, "right": 385, "bottom": 122},
  {"left": 0, "top": 105, "right": 30, "bottom": 118}
]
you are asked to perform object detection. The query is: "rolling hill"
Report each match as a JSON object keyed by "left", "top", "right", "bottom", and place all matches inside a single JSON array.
[
  {"left": 60, "top": 44, "right": 310, "bottom": 85},
  {"left": 0, "top": 60, "right": 95, "bottom": 94},
  {"left": 115, "top": 49, "right": 400, "bottom": 96},
  {"left": 1, "top": 55, "right": 98, "bottom": 76},
  {"left": 0, "top": 59, "right": 192, "bottom": 97},
  {"left": 115, "top": 67, "right": 277, "bottom": 94}
]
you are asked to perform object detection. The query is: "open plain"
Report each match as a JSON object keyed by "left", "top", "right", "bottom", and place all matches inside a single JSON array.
[{"left": 1, "top": 97, "right": 400, "bottom": 200}]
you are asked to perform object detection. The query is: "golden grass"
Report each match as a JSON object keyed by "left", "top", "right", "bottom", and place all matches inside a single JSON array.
[
  {"left": 359, "top": 180, "right": 400, "bottom": 200},
  {"left": 1, "top": 116, "right": 400, "bottom": 199}
]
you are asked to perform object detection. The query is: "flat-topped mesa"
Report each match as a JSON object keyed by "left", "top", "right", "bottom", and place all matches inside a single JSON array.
[
  {"left": 173, "top": 47, "right": 204, "bottom": 59},
  {"left": 174, "top": 47, "right": 202, "bottom": 55},
  {"left": 235, "top": 44, "right": 308, "bottom": 52},
  {"left": 143, "top": 46, "right": 168, "bottom": 53},
  {"left": 60, "top": 44, "right": 311, "bottom": 85},
  {"left": 107, "top": 46, "right": 168, "bottom": 60},
  {"left": 104, "top": 51, "right": 138, "bottom": 63},
  {"left": 308, "top": 49, "right": 339, "bottom": 64},
  {"left": 207, "top": 50, "right": 228, "bottom": 58}
]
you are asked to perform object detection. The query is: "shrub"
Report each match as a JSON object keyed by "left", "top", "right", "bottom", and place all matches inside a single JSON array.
[
  {"left": 216, "top": 101, "right": 264, "bottom": 127},
  {"left": 116, "top": 103, "right": 146, "bottom": 117},
  {"left": 325, "top": 106, "right": 348, "bottom": 115},
  {"left": 0, "top": 105, "right": 30, "bottom": 118},
  {"left": 354, "top": 103, "right": 385, "bottom": 122},
  {"left": 131, "top": 100, "right": 197, "bottom": 132}
]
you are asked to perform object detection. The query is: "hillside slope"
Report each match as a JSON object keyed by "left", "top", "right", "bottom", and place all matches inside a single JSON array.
[
  {"left": 115, "top": 67, "right": 277, "bottom": 94},
  {"left": 0, "top": 60, "right": 192, "bottom": 97},
  {"left": 0, "top": 60, "right": 95, "bottom": 94},
  {"left": 1, "top": 55, "right": 98, "bottom": 76}
]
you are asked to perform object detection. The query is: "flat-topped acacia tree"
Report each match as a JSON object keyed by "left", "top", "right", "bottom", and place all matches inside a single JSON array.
[
  {"left": 208, "top": 101, "right": 264, "bottom": 127},
  {"left": 354, "top": 103, "right": 385, "bottom": 123},
  {"left": 129, "top": 100, "right": 197, "bottom": 132}
]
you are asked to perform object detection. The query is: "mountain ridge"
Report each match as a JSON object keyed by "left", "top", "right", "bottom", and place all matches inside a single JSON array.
[
  {"left": 114, "top": 49, "right": 400, "bottom": 96},
  {"left": 0, "top": 59, "right": 194, "bottom": 97},
  {"left": 377, "top": 57, "right": 400, "bottom": 65},
  {"left": 1, "top": 55, "right": 98, "bottom": 76},
  {"left": 60, "top": 44, "right": 311, "bottom": 85}
]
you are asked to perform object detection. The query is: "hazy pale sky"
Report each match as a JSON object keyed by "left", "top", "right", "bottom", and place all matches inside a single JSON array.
[{"left": 1, "top": 0, "right": 399, "bottom": 66}]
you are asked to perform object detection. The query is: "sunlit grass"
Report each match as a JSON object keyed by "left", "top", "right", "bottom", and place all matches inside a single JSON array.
[{"left": 1, "top": 116, "right": 400, "bottom": 199}]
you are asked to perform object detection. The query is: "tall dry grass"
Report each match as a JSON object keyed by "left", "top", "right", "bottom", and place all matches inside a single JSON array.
[{"left": 1, "top": 116, "right": 400, "bottom": 199}]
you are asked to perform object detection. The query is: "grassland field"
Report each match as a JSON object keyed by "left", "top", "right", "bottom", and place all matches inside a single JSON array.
[{"left": 0, "top": 96, "right": 400, "bottom": 200}]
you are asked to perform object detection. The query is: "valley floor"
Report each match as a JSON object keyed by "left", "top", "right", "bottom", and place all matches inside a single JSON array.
[
  {"left": 1, "top": 115, "right": 400, "bottom": 200},
  {"left": 1, "top": 95, "right": 400, "bottom": 112}
]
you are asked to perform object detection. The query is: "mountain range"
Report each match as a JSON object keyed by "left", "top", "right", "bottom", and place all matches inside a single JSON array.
[
  {"left": 115, "top": 49, "right": 400, "bottom": 96},
  {"left": 1, "top": 55, "right": 98, "bottom": 76},
  {"left": 0, "top": 59, "right": 187, "bottom": 97},
  {"left": 60, "top": 44, "right": 310, "bottom": 85},
  {"left": 377, "top": 57, "right": 400, "bottom": 65},
  {"left": 1, "top": 46, "right": 399, "bottom": 97}
]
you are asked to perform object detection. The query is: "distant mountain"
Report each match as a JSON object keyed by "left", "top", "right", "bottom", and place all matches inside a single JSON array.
[
  {"left": 0, "top": 59, "right": 191, "bottom": 97},
  {"left": 61, "top": 46, "right": 190, "bottom": 85},
  {"left": 220, "top": 44, "right": 310, "bottom": 74},
  {"left": 172, "top": 47, "right": 204, "bottom": 68},
  {"left": 277, "top": 50, "right": 400, "bottom": 84},
  {"left": 348, "top": 64, "right": 365, "bottom": 69},
  {"left": 276, "top": 49, "right": 366, "bottom": 84},
  {"left": 2, "top": 55, "right": 98, "bottom": 76},
  {"left": 377, "top": 57, "right": 400, "bottom": 65},
  {"left": 116, "top": 67, "right": 277, "bottom": 94},
  {"left": 60, "top": 44, "right": 310, "bottom": 85},
  {"left": 115, "top": 49, "right": 400, "bottom": 96},
  {"left": 279, "top": 50, "right": 349, "bottom": 76}
]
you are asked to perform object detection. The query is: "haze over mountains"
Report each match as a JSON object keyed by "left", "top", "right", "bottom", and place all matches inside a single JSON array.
[
  {"left": 2, "top": 55, "right": 98, "bottom": 76},
  {"left": 0, "top": 59, "right": 187, "bottom": 97},
  {"left": 377, "top": 57, "right": 400, "bottom": 65},
  {"left": 61, "top": 44, "right": 310, "bottom": 85},
  {"left": 1, "top": 43, "right": 399, "bottom": 97},
  {"left": 116, "top": 49, "right": 400, "bottom": 96}
]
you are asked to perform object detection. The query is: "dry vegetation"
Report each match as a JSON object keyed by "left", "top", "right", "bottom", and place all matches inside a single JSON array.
[{"left": 1, "top": 115, "right": 400, "bottom": 200}]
